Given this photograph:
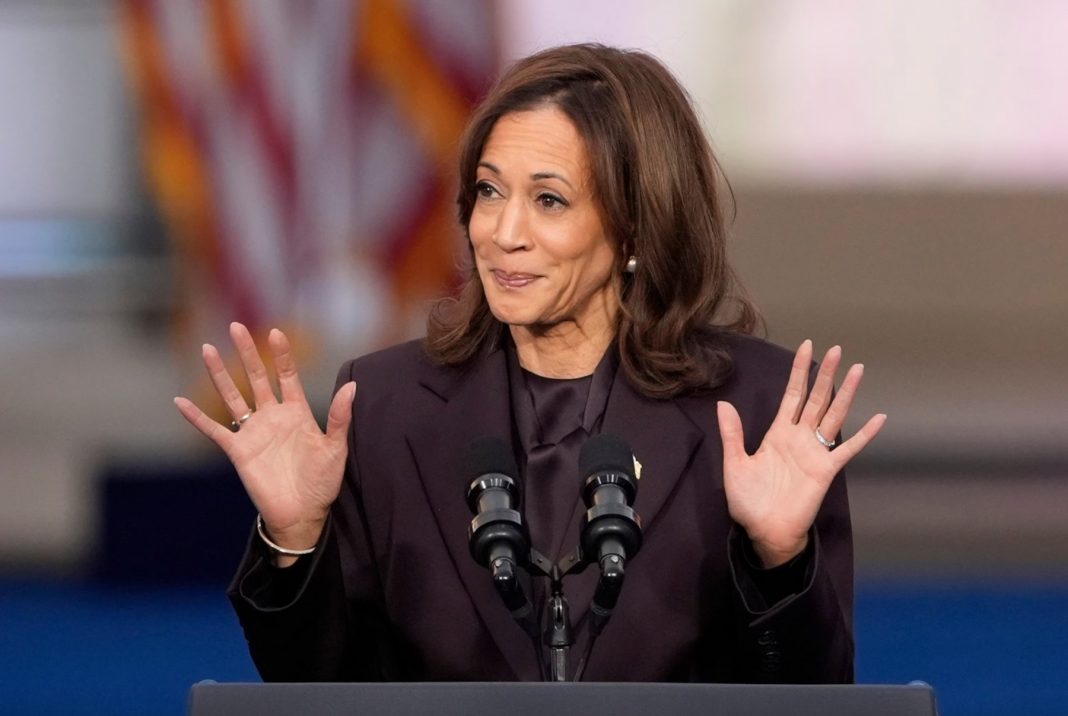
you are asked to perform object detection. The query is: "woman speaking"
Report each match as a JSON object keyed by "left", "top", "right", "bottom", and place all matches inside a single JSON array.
[{"left": 174, "top": 43, "right": 885, "bottom": 683}]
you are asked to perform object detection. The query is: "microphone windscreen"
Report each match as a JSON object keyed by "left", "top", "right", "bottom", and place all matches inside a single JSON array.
[
  {"left": 579, "top": 434, "right": 634, "bottom": 479},
  {"left": 466, "top": 436, "right": 518, "bottom": 479}
]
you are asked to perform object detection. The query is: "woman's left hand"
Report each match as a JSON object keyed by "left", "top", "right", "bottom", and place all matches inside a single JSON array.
[{"left": 717, "top": 340, "right": 886, "bottom": 568}]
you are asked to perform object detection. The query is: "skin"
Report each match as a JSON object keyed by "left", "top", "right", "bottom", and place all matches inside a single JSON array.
[
  {"left": 718, "top": 340, "right": 886, "bottom": 566},
  {"left": 469, "top": 106, "right": 620, "bottom": 379},
  {"left": 174, "top": 107, "right": 885, "bottom": 569},
  {"left": 174, "top": 324, "right": 353, "bottom": 567}
]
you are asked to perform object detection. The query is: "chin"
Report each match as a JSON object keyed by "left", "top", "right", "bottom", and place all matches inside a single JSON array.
[
  {"left": 486, "top": 301, "right": 538, "bottom": 328},
  {"left": 482, "top": 285, "right": 535, "bottom": 325}
]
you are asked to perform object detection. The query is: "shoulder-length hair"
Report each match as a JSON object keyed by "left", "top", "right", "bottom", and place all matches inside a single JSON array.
[{"left": 426, "top": 44, "right": 761, "bottom": 398}]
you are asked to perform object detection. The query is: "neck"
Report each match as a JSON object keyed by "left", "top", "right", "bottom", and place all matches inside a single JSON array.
[{"left": 509, "top": 307, "right": 616, "bottom": 379}]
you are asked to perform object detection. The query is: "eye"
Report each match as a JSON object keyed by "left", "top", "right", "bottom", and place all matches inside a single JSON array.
[
  {"left": 536, "top": 192, "right": 568, "bottom": 210},
  {"left": 474, "top": 180, "right": 499, "bottom": 199}
]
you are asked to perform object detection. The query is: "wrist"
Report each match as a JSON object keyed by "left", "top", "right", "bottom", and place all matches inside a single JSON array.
[
  {"left": 749, "top": 533, "right": 809, "bottom": 569},
  {"left": 257, "top": 514, "right": 323, "bottom": 555}
]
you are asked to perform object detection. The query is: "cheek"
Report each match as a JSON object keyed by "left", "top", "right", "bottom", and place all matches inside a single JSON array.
[
  {"left": 467, "top": 214, "right": 495, "bottom": 256},
  {"left": 572, "top": 235, "right": 616, "bottom": 284}
]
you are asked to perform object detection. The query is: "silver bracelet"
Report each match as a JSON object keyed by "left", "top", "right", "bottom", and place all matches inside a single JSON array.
[{"left": 256, "top": 514, "right": 317, "bottom": 556}]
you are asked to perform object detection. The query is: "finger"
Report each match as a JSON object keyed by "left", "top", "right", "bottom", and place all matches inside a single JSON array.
[
  {"left": 774, "top": 339, "right": 813, "bottom": 425},
  {"left": 799, "top": 345, "right": 842, "bottom": 427},
  {"left": 716, "top": 401, "right": 749, "bottom": 464},
  {"left": 174, "top": 396, "right": 235, "bottom": 453},
  {"left": 325, "top": 382, "right": 357, "bottom": 447},
  {"left": 830, "top": 413, "right": 888, "bottom": 470},
  {"left": 268, "top": 328, "right": 307, "bottom": 404},
  {"left": 230, "top": 321, "right": 278, "bottom": 408},
  {"left": 817, "top": 363, "right": 864, "bottom": 438},
  {"left": 202, "top": 342, "right": 252, "bottom": 421}
]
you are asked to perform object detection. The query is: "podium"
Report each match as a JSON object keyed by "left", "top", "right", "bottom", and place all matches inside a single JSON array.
[{"left": 188, "top": 681, "right": 938, "bottom": 716}]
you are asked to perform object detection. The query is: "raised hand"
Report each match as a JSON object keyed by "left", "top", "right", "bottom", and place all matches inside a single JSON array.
[
  {"left": 174, "top": 322, "right": 355, "bottom": 555},
  {"left": 717, "top": 340, "right": 886, "bottom": 567}
]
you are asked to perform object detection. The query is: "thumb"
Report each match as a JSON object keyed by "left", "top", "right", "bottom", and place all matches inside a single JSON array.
[
  {"left": 325, "top": 381, "right": 356, "bottom": 445},
  {"left": 716, "top": 401, "right": 748, "bottom": 464}
]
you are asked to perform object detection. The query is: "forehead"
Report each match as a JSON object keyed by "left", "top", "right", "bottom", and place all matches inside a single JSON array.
[{"left": 480, "top": 106, "right": 591, "bottom": 182}]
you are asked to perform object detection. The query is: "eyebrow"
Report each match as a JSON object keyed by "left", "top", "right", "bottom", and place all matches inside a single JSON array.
[{"left": 477, "top": 161, "right": 575, "bottom": 190}]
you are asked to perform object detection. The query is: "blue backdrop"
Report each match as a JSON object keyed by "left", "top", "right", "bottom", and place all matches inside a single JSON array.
[{"left": 3, "top": 576, "right": 1066, "bottom": 716}]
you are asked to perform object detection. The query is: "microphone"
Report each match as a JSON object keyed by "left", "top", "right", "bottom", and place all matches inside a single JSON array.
[
  {"left": 578, "top": 434, "right": 643, "bottom": 634},
  {"left": 465, "top": 437, "right": 537, "bottom": 637}
]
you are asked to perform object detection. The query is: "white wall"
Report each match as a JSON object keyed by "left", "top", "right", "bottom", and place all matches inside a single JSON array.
[
  {"left": 0, "top": 3, "right": 130, "bottom": 215},
  {"left": 498, "top": 0, "right": 1068, "bottom": 186}
]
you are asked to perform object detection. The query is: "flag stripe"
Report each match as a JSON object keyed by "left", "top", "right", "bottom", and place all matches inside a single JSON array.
[{"left": 123, "top": 0, "right": 496, "bottom": 355}]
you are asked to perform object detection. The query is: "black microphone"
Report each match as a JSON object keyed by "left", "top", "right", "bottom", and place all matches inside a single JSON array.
[
  {"left": 465, "top": 437, "right": 537, "bottom": 637},
  {"left": 578, "top": 434, "right": 643, "bottom": 634}
]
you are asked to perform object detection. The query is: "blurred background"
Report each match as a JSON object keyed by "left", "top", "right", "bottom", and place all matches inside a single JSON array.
[{"left": 1, "top": 0, "right": 1065, "bottom": 714}]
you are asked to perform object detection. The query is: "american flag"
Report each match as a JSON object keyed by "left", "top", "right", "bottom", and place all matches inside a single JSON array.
[{"left": 121, "top": 0, "right": 497, "bottom": 357}]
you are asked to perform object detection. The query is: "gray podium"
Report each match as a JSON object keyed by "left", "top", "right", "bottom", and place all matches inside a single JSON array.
[{"left": 188, "top": 681, "right": 938, "bottom": 716}]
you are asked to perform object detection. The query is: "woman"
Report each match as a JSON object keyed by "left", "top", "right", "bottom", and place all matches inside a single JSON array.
[{"left": 175, "top": 44, "right": 884, "bottom": 683}]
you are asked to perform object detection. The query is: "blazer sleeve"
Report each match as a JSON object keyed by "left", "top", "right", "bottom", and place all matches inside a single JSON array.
[
  {"left": 226, "top": 360, "right": 387, "bottom": 681},
  {"left": 726, "top": 465, "right": 855, "bottom": 683}
]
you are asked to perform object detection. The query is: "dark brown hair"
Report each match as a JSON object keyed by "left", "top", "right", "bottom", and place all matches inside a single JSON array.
[{"left": 426, "top": 44, "right": 761, "bottom": 398}]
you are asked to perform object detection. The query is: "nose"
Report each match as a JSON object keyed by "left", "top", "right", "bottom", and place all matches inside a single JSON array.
[{"left": 492, "top": 197, "right": 530, "bottom": 252}]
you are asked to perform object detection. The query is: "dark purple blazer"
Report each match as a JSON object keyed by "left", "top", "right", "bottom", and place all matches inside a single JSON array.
[{"left": 229, "top": 334, "right": 854, "bottom": 683}]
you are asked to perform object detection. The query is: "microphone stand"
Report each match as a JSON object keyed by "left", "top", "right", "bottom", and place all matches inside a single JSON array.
[
  {"left": 527, "top": 548, "right": 587, "bottom": 681},
  {"left": 546, "top": 570, "right": 571, "bottom": 681},
  {"left": 467, "top": 435, "right": 641, "bottom": 681}
]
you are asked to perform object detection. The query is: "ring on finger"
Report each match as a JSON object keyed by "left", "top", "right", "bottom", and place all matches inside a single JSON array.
[
  {"left": 231, "top": 410, "right": 254, "bottom": 431},
  {"left": 815, "top": 425, "right": 836, "bottom": 449}
]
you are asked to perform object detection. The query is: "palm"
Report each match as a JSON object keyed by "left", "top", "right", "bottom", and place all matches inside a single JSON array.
[
  {"left": 718, "top": 341, "right": 885, "bottom": 567},
  {"left": 174, "top": 323, "right": 355, "bottom": 546},
  {"left": 224, "top": 398, "right": 346, "bottom": 529}
]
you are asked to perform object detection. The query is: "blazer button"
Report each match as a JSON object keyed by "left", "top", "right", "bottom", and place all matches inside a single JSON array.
[
  {"left": 757, "top": 629, "right": 779, "bottom": 647},
  {"left": 757, "top": 629, "right": 782, "bottom": 673},
  {"left": 760, "top": 649, "right": 783, "bottom": 673}
]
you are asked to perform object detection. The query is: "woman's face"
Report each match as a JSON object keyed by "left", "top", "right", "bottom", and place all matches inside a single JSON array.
[{"left": 468, "top": 106, "right": 619, "bottom": 338}]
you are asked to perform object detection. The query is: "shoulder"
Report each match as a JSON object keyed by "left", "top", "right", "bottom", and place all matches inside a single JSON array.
[
  {"left": 718, "top": 332, "right": 796, "bottom": 388},
  {"left": 339, "top": 338, "right": 432, "bottom": 382},
  {"left": 333, "top": 339, "right": 427, "bottom": 400},
  {"left": 333, "top": 340, "right": 449, "bottom": 435},
  {"left": 699, "top": 333, "right": 796, "bottom": 434},
  {"left": 335, "top": 337, "right": 474, "bottom": 401}
]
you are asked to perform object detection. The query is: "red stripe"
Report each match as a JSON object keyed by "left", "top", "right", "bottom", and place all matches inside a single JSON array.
[
  {"left": 404, "top": 1, "right": 499, "bottom": 104},
  {"left": 139, "top": 0, "right": 260, "bottom": 329},
  {"left": 225, "top": 3, "right": 300, "bottom": 295},
  {"left": 348, "top": 61, "right": 450, "bottom": 279},
  {"left": 146, "top": 0, "right": 264, "bottom": 328}
]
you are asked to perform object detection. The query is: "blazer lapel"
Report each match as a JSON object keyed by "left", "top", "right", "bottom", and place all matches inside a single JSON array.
[
  {"left": 403, "top": 348, "right": 715, "bottom": 678},
  {"left": 404, "top": 347, "right": 537, "bottom": 679},
  {"left": 598, "top": 374, "right": 711, "bottom": 544},
  {"left": 556, "top": 371, "right": 712, "bottom": 629}
]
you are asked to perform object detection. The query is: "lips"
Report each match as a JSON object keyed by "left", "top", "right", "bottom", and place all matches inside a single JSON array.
[{"left": 491, "top": 269, "right": 540, "bottom": 289}]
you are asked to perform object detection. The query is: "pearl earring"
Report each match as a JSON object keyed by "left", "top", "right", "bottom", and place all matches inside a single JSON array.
[{"left": 624, "top": 256, "right": 638, "bottom": 274}]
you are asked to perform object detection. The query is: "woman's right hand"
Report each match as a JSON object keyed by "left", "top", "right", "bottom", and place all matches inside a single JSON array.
[{"left": 174, "top": 322, "right": 356, "bottom": 556}]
